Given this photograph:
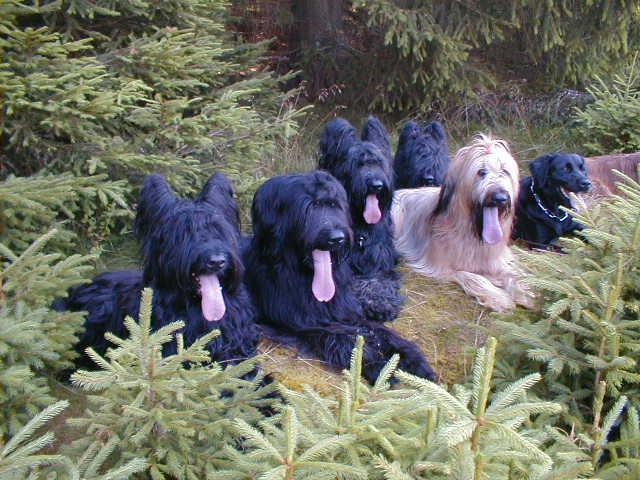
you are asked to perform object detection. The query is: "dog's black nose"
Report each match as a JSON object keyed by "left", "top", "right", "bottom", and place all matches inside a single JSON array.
[
  {"left": 491, "top": 191, "right": 509, "bottom": 207},
  {"left": 207, "top": 254, "right": 226, "bottom": 271},
  {"left": 579, "top": 179, "right": 592, "bottom": 191},
  {"left": 422, "top": 174, "right": 436, "bottom": 186},
  {"left": 326, "top": 229, "right": 346, "bottom": 249},
  {"left": 369, "top": 179, "right": 384, "bottom": 193}
]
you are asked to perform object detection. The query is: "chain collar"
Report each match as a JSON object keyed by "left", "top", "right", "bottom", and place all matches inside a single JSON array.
[
  {"left": 530, "top": 179, "right": 570, "bottom": 222},
  {"left": 356, "top": 233, "right": 367, "bottom": 249}
]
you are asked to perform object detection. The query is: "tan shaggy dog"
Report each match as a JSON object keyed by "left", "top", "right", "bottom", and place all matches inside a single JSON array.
[{"left": 392, "top": 134, "right": 533, "bottom": 312}]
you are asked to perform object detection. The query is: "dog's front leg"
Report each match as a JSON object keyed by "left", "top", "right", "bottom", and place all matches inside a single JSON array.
[{"left": 449, "top": 271, "right": 515, "bottom": 312}]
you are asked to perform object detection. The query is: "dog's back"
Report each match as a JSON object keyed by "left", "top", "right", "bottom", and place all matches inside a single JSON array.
[
  {"left": 585, "top": 152, "right": 640, "bottom": 195},
  {"left": 392, "top": 187, "right": 441, "bottom": 240},
  {"left": 52, "top": 270, "right": 143, "bottom": 367}
]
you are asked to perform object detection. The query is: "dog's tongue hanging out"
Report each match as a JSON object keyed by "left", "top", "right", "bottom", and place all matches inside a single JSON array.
[
  {"left": 311, "top": 249, "right": 335, "bottom": 302},
  {"left": 364, "top": 194, "right": 382, "bottom": 224},
  {"left": 482, "top": 207, "right": 503, "bottom": 245},
  {"left": 199, "top": 274, "right": 226, "bottom": 321}
]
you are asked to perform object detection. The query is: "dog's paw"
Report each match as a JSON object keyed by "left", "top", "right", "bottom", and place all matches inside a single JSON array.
[
  {"left": 480, "top": 293, "right": 516, "bottom": 312},
  {"left": 513, "top": 290, "right": 535, "bottom": 309}
]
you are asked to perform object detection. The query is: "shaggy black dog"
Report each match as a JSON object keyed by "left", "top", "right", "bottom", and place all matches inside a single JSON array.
[
  {"left": 318, "top": 116, "right": 402, "bottom": 323},
  {"left": 513, "top": 153, "right": 592, "bottom": 249},
  {"left": 55, "top": 173, "right": 259, "bottom": 368},
  {"left": 243, "top": 171, "right": 436, "bottom": 383},
  {"left": 394, "top": 120, "right": 450, "bottom": 188}
]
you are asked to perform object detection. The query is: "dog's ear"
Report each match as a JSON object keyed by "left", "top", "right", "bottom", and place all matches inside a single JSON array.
[
  {"left": 424, "top": 121, "right": 448, "bottom": 145},
  {"left": 529, "top": 154, "right": 556, "bottom": 189},
  {"left": 361, "top": 115, "right": 392, "bottom": 161},
  {"left": 199, "top": 172, "right": 234, "bottom": 204},
  {"left": 434, "top": 177, "right": 456, "bottom": 216},
  {"left": 319, "top": 118, "right": 357, "bottom": 171},
  {"left": 198, "top": 172, "right": 241, "bottom": 231},
  {"left": 227, "top": 246, "right": 245, "bottom": 293},
  {"left": 251, "top": 176, "right": 289, "bottom": 260},
  {"left": 135, "top": 173, "right": 177, "bottom": 240}
]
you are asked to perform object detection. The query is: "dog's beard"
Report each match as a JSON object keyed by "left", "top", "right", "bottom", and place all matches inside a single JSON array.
[
  {"left": 198, "top": 274, "right": 225, "bottom": 321},
  {"left": 311, "top": 249, "right": 335, "bottom": 302}
]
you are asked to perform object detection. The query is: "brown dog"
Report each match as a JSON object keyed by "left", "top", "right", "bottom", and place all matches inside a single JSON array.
[{"left": 585, "top": 152, "right": 640, "bottom": 196}]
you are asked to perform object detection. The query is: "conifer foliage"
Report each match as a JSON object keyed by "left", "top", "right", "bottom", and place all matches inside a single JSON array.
[
  {"left": 66, "top": 288, "right": 277, "bottom": 480},
  {"left": 1, "top": 0, "right": 304, "bottom": 232},
  {"left": 353, "top": 0, "right": 640, "bottom": 111},
  {"left": 573, "top": 55, "right": 640, "bottom": 154},
  {"left": 217, "top": 336, "right": 590, "bottom": 479},
  {"left": 0, "top": 399, "right": 148, "bottom": 480},
  {"left": 495, "top": 171, "right": 640, "bottom": 479},
  {"left": 0, "top": 228, "right": 96, "bottom": 435}
]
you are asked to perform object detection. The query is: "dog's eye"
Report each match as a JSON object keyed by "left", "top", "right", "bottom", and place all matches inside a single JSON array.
[
  {"left": 477, "top": 168, "right": 488, "bottom": 178},
  {"left": 565, "top": 164, "right": 572, "bottom": 172}
]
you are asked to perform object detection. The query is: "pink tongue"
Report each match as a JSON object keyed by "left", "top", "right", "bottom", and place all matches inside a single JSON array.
[
  {"left": 364, "top": 194, "right": 382, "bottom": 224},
  {"left": 482, "top": 207, "right": 503, "bottom": 245},
  {"left": 311, "top": 249, "right": 335, "bottom": 302},
  {"left": 199, "top": 274, "right": 225, "bottom": 322}
]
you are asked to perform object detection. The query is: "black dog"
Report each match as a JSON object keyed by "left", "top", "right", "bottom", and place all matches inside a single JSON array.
[
  {"left": 243, "top": 171, "right": 436, "bottom": 383},
  {"left": 318, "top": 116, "right": 402, "bottom": 323},
  {"left": 55, "top": 173, "right": 259, "bottom": 367},
  {"left": 394, "top": 120, "right": 450, "bottom": 188},
  {"left": 513, "top": 153, "right": 592, "bottom": 249}
]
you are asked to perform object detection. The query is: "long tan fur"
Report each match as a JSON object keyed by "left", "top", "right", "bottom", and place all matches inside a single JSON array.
[{"left": 392, "top": 134, "right": 532, "bottom": 312}]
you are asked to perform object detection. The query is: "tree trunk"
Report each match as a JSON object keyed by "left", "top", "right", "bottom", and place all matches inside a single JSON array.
[{"left": 293, "top": 0, "right": 344, "bottom": 47}]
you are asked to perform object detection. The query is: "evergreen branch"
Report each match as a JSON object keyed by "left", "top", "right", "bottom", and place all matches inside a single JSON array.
[
  {"left": 487, "top": 373, "right": 541, "bottom": 412},
  {"left": 1, "top": 400, "right": 68, "bottom": 456},
  {"left": 232, "top": 419, "right": 284, "bottom": 463}
]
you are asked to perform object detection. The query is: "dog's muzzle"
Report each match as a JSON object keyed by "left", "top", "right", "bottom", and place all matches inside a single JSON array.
[
  {"left": 421, "top": 174, "right": 437, "bottom": 187},
  {"left": 484, "top": 190, "right": 511, "bottom": 210},
  {"left": 316, "top": 228, "right": 347, "bottom": 252}
]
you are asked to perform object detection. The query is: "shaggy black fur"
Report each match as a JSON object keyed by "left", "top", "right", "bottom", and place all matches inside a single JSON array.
[
  {"left": 318, "top": 116, "right": 403, "bottom": 323},
  {"left": 243, "top": 171, "right": 436, "bottom": 383},
  {"left": 54, "top": 173, "right": 259, "bottom": 368},
  {"left": 394, "top": 120, "right": 450, "bottom": 188},
  {"left": 513, "top": 153, "right": 592, "bottom": 249}
]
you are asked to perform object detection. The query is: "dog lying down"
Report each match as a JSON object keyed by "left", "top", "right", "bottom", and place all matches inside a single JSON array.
[
  {"left": 513, "top": 153, "right": 591, "bottom": 249},
  {"left": 243, "top": 171, "right": 436, "bottom": 383},
  {"left": 392, "top": 134, "right": 533, "bottom": 312}
]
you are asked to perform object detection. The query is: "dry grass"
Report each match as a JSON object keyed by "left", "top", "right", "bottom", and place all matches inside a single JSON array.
[{"left": 258, "top": 264, "right": 489, "bottom": 392}]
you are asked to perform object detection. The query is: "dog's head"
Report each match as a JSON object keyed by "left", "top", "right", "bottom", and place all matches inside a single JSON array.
[
  {"left": 530, "top": 153, "right": 591, "bottom": 195},
  {"left": 435, "top": 134, "right": 519, "bottom": 245},
  {"left": 319, "top": 116, "right": 393, "bottom": 225},
  {"left": 135, "top": 173, "right": 243, "bottom": 322},
  {"left": 395, "top": 120, "right": 450, "bottom": 188},
  {"left": 251, "top": 171, "right": 352, "bottom": 302}
]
